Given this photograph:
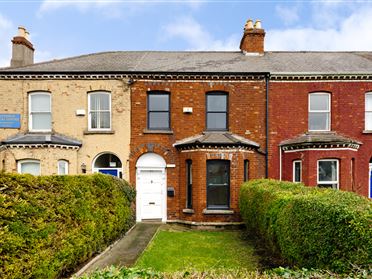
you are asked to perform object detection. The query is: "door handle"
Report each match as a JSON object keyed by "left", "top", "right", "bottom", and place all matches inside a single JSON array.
[{"left": 149, "top": 202, "right": 155, "bottom": 205}]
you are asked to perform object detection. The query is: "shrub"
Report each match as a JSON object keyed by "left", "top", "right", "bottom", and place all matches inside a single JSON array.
[
  {"left": 239, "top": 179, "right": 372, "bottom": 272},
  {"left": 0, "top": 173, "right": 135, "bottom": 279}
]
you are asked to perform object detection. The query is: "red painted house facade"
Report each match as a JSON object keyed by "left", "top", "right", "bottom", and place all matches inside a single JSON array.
[{"left": 268, "top": 79, "right": 372, "bottom": 198}]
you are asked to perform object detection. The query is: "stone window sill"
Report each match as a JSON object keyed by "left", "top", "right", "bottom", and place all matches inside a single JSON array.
[
  {"left": 362, "top": 130, "right": 372, "bottom": 134},
  {"left": 182, "top": 209, "right": 195, "bottom": 214},
  {"left": 83, "top": 130, "right": 115, "bottom": 135},
  {"left": 202, "top": 209, "right": 234, "bottom": 215},
  {"left": 143, "top": 129, "right": 173, "bottom": 134}
]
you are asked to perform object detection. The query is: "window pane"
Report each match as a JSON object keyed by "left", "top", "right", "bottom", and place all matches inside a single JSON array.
[
  {"left": 207, "top": 161, "right": 229, "bottom": 185},
  {"left": 207, "top": 113, "right": 227, "bottom": 130},
  {"left": 244, "top": 160, "right": 249, "bottom": 181},
  {"left": 318, "top": 184, "right": 338, "bottom": 189},
  {"left": 31, "top": 94, "right": 50, "bottom": 112},
  {"left": 149, "top": 112, "right": 169, "bottom": 129},
  {"left": 186, "top": 160, "right": 192, "bottom": 209},
  {"left": 99, "top": 112, "right": 110, "bottom": 128},
  {"left": 149, "top": 94, "right": 169, "bottom": 111},
  {"left": 91, "top": 112, "right": 98, "bottom": 129},
  {"left": 207, "top": 185, "right": 229, "bottom": 208},
  {"left": 310, "top": 94, "right": 329, "bottom": 111},
  {"left": 294, "top": 162, "right": 301, "bottom": 182},
  {"left": 90, "top": 94, "right": 109, "bottom": 110},
  {"left": 32, "top": 113, "right": 51, "bottom": 130},
  {"left": 21, "top": 162, "right": 40, "bottom": 175},
  {"left": 318, "top": 161, "right": 337, "bottom": 182},
  {"left": 207, "top": 95, "right": 227, "bottom": 111},
  {"left": 366, "top": 112, "right": 372, "bottom": 130},
  {"left": 366, "top": 94, "right": 372, "bottom": 111},
  {"left": 309, "top": 112, "right": 329, "bottom": 130},
  {"left": 58, "top": 161, "right": 68, "bottom": 175},
  {"left": 207, "top": 161, "right": 229, "bottom": 208}
]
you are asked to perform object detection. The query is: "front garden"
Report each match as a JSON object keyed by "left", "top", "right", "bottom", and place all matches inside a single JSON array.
[{"left": 1, "top": 174, "right": 371, "bottom": 279}]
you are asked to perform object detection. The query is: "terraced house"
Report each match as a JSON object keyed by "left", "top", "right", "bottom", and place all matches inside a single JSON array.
[{"left": 1, "top": 20, "right": 372, "bottom": 225}]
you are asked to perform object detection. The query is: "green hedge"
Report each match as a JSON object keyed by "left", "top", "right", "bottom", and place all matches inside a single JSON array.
[
  {"left": 0, "top": 173, "right": 135, "bottom": 279},
  {"left": 239, "top": 179, "right": 372, "bottom": 272}
]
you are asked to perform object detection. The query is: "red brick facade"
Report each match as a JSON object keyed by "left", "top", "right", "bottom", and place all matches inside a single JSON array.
[
  {"left": 268, "top": 81, "right": 372, "bottom": 197},
  {"left": 130, "top": 79, "right": 266, "bottom": 223}
]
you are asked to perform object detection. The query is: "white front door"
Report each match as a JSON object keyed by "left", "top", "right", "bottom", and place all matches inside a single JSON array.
[{"left": 136, "top": 168, "right": 166, "bottom": 221}]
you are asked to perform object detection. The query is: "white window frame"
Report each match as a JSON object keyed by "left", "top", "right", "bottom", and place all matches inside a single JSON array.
[
  {"left": 57, "top": 160, "right": 69, "bottom": 175},
  {"left": 317, "top": 159, "right": 339, "bottom": 189},
  {"left": 29, "top": 92, "right": 52, "bottom": 132},
  {"left": 365, "top": 92, "right": 372, "bottom": 130},
  {"left": 308, "top": 92, "right": 331, "bottom": 132},
  {"left": 88, "top": 92, "right": 111, "bottom": 131},
  {"left": 293, "top": 160, "right": 302, "bottom": 183},
  {"left": 17, "top": 159, "right": 41, "bottom": 175}
]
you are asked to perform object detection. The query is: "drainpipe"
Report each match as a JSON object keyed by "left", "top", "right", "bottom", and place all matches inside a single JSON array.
[
  {"left": 265, "top": 73, "right": 270, "bottom": 178},
  {"left": 279, "top": 146, "right": 282, "bottom": 181}
]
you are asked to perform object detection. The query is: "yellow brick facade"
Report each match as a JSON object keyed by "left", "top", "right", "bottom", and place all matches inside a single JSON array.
[{"left": 0, "top": 78, "right": 131, "bottom": 180}]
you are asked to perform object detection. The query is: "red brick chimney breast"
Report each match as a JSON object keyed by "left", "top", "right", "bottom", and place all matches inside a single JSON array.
[{"left": 240, "top": 19, "right": 265, "bottom": 55}]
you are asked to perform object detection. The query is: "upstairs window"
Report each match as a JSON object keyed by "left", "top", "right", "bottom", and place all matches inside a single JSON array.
[
  {"left": 365, "top": 93, "right": 372, "bottom": 130},
  {"left": 147, "top": 92, "right": 170, "bottom": 130},
  {"left": 18, "top": 159, "right": 40, "bottom": 175},
  {"left": 309, "top": 93, "right": 330, "bottom": 131},
  {"left": 29, "top": 92, "right": 51, "bottom": 131},
  {"left": 317, "top": 159, "right": 339, "bottom": 189},
  {"left": 88, "top": 92, "right": 111, "bottom": 130},
  {"left": 206, "top": 92, "right": 228, "bottom": 131}
]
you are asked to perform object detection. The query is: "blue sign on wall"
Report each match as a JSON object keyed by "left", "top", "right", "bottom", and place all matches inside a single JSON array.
[{"left": 0, "top": 114, "right": 21, "bottom": 128}]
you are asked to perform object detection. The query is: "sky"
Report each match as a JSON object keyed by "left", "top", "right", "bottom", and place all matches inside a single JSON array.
[{"left": 1, "top": 0, "right": 372, "bottom": 67}]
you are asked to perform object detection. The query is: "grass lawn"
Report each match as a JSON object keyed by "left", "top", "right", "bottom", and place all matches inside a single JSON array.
[{"left": 134, "top": 227, "right": 259, "bottom": 272}]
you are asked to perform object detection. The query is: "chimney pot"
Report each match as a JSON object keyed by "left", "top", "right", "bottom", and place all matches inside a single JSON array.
[
  {"left": 240, "top": 18, "right": 265, "bottom": 55},
  {"left": 25, "top": 30, "right": 30, "bottom": 40},
  {"left": 245, "top": 19, "right": 254, "bottom": 30},
  {"left": 18, "top": 26, "right": 26, "bottom": 37},
  {"left": 254, "top": 20, "right": 262, "bottom": 29}
]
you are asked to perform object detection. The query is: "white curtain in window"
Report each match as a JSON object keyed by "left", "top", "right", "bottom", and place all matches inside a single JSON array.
[
  {"left": 20, "top": 161, "right": 40, "bottom": 175},
  {"left": 30, "top": 94, "right": 51, "bottom": 130},
  {"left": 90, "top": 93, "right": 110, "bottom": 129},
  {"left": 365, "top": 93, "right": 372, "bottom": 130}
]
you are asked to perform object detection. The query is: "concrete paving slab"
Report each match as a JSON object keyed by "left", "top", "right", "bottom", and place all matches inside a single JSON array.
[{"left": 76, "top": 222, "right": 161, "bottom": 276}]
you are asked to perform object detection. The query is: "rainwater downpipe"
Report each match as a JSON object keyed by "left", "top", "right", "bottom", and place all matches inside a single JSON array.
[{"left": 265, "top": 73, "right": 270, "bottom": 178}]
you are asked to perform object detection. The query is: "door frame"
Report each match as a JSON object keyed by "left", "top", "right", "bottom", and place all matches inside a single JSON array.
[{"left": 136, "top": 167, "right": 167, "bottom": 222}]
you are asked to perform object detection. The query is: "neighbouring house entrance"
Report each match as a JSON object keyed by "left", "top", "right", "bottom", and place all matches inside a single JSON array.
[
  {"left": 93, "top": 152, "right": 122, "bottom": 178},
  {"left": 136, "top": 153, "right": 167, "bottom": 222}
]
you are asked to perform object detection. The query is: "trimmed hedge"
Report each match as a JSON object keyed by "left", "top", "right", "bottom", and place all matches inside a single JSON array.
[
  {"left": 0, "top": 173, "right": 135, "bottom": 279},
  {"left": 239, "top": 179, "right": 372, "bottom": 272}
]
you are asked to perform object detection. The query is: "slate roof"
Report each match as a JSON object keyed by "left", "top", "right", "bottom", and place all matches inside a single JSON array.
[
  {"left": 173, "top": 132, "right": 260, "bottom": 148},
  {"left": 1, "top": 133, "right": 82, "bottom": 147},
  {"left": 2, "top": 51, "right": 372, "bottom": 74},
  {"left": 279, "top": 132, "right": 362, "bottom": 147}
]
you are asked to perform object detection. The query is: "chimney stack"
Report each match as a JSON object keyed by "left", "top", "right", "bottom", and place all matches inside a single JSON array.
[
  {"left": 10, "top": 26, "right": 34, "bottom": 67},
  {"left": 240, "top": 19, "right": 265, "bottom": 55}
]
